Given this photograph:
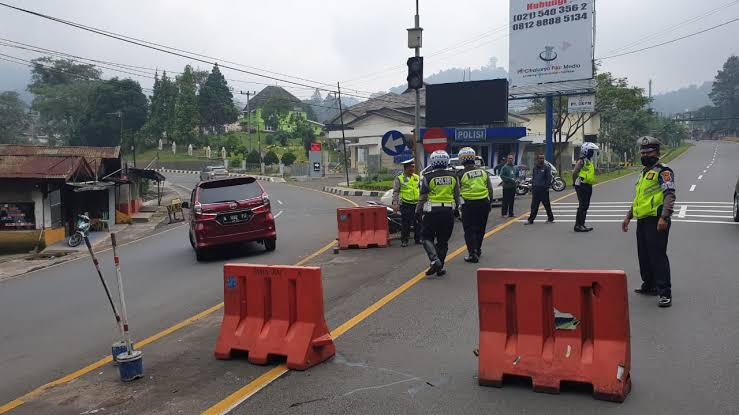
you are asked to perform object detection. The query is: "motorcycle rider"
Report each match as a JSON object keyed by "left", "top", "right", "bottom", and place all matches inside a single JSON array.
[
  {"left": 416, "top": 150, "right": 460, "bottom": 276},
  {"left": 572, "top": 142, "right": 599, "bottom": 232},
  {"left": 458, "top": 147, "right": 495, "bottom": 263},
  {"left": 622, "top": 136, "right": 675, "bottom": 308},
  {"left": 392, "top": 159, "right": 421, "bottom": 247}
]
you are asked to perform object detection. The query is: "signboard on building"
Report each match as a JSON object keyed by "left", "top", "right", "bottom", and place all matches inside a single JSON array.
[
  {"left": 508, "top": 0, "right": 594, "bottom": 87},
  {"left": 568, "top": 94, "right": 595, "bottom": 113},
  {"left": 455, "top": 128, "right": 487, "bottom": 143}
]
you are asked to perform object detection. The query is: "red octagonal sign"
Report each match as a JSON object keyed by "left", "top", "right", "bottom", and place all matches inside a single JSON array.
[{"left": 422, "top": 128, "right": 448, "bottom": 153}]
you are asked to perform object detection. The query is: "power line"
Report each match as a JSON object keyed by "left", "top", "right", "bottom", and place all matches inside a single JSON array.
[
  {"left": 597, "top": 17, "right": 739, "bottom": 60},
  {"left": 0, "top": 2, "right": 389, "bottom": 99},
  {"left": 607, "top": 0, "right": 739, "bottom": 54}
]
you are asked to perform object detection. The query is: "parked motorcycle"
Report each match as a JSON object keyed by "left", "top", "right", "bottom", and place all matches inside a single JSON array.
[
  {"left": 367, "top": 201, "right": 406, "bottom": 234},
  {"left": 68, "top": 213, "right": 91, "bottom": 247},
  {"left": 515, "top": 175, "right": 567, "bottom": 195}
]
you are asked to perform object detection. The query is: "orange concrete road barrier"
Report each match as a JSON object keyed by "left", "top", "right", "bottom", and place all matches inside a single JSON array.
[
  {"left": 215, "top": 264, "right": 335, "bottom": 370},
  {"left": 477, "top": 268, "right": 631, "bottom": 402},
  {"left": 337, "top": 206, "right": 389, "bottom": 249}
]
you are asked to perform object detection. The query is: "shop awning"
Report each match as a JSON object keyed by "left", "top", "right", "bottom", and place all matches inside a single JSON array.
[
  {"left": 128, "top": 168, "right": 166, "bottom": 182},
  {"left": 67, "top": 181, "right": 116, "bottom": 192}
]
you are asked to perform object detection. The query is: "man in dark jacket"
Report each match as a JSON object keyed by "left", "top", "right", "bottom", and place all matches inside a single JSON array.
[
  {"left": 526, "top": 153, "right": 555, "bottom": 224},
  {"left": 499, "top": 155, "right": 517, "bottom": 217}
]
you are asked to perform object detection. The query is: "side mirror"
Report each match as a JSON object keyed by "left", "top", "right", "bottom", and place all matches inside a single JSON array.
[{"left": 181, "top": 201, "right": 190, "bottom": 209}]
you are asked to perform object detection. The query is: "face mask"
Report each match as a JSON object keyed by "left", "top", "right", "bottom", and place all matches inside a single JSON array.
[{"left": 641, "top": 156, "right": 658, "bottom": 167}]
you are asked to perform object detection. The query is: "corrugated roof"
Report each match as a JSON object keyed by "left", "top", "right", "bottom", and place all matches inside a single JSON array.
[
  {"left": 0, "top": 145, "right": 120, "bottom": 172},
  {"left": 0, "top": 155, "right": 95, "bottom": 180},
  {"left": 243, "top": 86, "right": 302, "bottom": 111}
]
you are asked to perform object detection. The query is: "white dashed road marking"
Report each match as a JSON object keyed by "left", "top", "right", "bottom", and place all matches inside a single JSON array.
[
  {"left": 698, "top": 175, "right": 703, "bottom": 180},
  {"left": 689, "top": 185, "right": 696, "bottom": 192},
  {"left": 678, "top": 205, "right": 687, "bottom": 218}
]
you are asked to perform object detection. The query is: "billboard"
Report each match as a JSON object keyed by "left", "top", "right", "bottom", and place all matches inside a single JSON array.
[
  {"left": 568, "top": 94, "right": 595, "bottom": 112},
  {"left": 425, "top": 79, "right": 509, "bottom": 127},
  {"left": 509, "top": 0, "right": 594, "bottom": 87}
]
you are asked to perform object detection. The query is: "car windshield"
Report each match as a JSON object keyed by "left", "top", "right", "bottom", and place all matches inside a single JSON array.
[
  {"left": 198, "top": 182, "right": 262, "bottom": 204},
  {"left": 212, "top": 168, "right": 227, "bottom": 174}
]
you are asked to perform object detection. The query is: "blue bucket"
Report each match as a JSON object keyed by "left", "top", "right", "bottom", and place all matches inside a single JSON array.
[
  {"left": 116, "top": 350, "right": 144, "bottom": 382},
  {"left": 111, "top": 341, "right": 127, "bottom": 365}
]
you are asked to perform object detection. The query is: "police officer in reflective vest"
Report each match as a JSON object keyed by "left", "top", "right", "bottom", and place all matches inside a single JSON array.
[
  {"left": 572, "top": 142, "right": 599, "bottom": 232},
  {"left": 622, "top": 136, "right": 676, "bottom": 308},
  {"left": 392, "top": 159, "right": 421, "bottom": 247},
  {"left": 458, "top": 147, "right": 495, "bottom": 263},
  {"left": 416, "top": 150, "right": 460, "bottom": 276}
]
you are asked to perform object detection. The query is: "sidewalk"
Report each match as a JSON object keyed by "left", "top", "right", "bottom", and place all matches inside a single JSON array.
[{"left": 0, "top": 184, "right": 187, "bottom": 283}]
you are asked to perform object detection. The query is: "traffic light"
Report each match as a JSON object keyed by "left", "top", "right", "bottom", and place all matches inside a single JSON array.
[{"left": 406, "top": 56, "right": 423, "bottom": 90}]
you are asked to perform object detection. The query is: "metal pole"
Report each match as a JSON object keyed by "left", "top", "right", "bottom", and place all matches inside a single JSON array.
[
  {"left": 413, "top": 0, "right": 423, "bottom": 172},
  {"left": 545, "top": 95, "right": 554, "bottom": 162},
  {"left": 110, "top": 233, "right": 133, "bottom": 355},
  {"left": 336, "top": 82, "right": 350, "bottom": 187},
  {"left": 84, "top": 236, "right": 124, "bottom": 337}
]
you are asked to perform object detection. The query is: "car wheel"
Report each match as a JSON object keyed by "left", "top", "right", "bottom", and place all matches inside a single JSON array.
[
  {"left": 264, "top": 238, "right": 276, "bottom": 251},
  {"left": 733, "top": 194, "right": 739, "bottom": 222},
  {"left": 195, "top": 247, "right": 206, "bottom": 261}
]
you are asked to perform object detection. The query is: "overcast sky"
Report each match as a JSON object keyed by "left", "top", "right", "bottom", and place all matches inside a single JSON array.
[{"left": 1, "top": 0, "right": 737, "bottom": 101}]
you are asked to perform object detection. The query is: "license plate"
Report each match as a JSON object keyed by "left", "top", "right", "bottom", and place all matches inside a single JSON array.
[{"left": 220, "top": 211, "right": 250, "bottom": 224}]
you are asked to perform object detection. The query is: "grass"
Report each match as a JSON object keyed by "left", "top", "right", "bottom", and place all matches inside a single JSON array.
[
  {"left": 350, "top": 180, "right": 394, "bottom": 191},
  {"left": 660, "top": 142, "right": 693, "bottom": 164}
]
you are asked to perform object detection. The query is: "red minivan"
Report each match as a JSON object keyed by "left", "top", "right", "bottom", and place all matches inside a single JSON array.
[{"left": 182, "top": 176, "right": 276, "bottom": 261}]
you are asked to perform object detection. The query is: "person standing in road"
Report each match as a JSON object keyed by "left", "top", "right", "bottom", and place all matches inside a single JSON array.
[
  {"left": 416, "top": 150, "right": 460, "bottom": 276},
  {"left": 458, "top": 147, "right": 495, "bottom": 263},
  {"left": 622, "top": 136, "right": 676, "bottom": 308},
  {"left": 392, "top": 159, "right": 421, "bottom": 247},
  {"left": 572, "top": 142, "right": 599, "bottom": 232},
  {"left": 526, "top": 153, "right": 555, "bottom": 225},
  {"left": 499, "top": 154, "right": 517, "bottom": 218}
]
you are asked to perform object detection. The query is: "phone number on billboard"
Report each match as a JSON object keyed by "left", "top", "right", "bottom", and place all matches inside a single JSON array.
[{"left": 511, "top": 12, "right": 588, "bottom": 31}]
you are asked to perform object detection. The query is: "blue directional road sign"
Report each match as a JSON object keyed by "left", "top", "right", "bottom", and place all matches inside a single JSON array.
[{"left": 381, "top": 130, "right": 409, "bottom": 156}]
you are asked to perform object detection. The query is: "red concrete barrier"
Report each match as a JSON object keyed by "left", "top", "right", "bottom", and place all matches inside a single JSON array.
[
  {"left": 337, "top": 206, "right": 389, "bottom": 249},
  {"left": 215, "top": 264, "right": 335, "bottom": 370},
  {"left": 477, "top": 268, "right": 631, "bottom": 402}
]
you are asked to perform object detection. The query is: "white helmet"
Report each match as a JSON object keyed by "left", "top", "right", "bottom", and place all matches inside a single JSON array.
[
  {"left": 458, "top": 147, "right": 476, "bottom": 164},
  {"left": 581, "top": 142, "right": 599, "bottom": 158},
  {"left": 429, "top": 150, "right": 450, "bottom": 169}
]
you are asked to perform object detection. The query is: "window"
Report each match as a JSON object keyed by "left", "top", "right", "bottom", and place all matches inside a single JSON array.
[
  {"left": 0, "top": 202, "right": 36, "bottom": 230},
  {"left": 49, "top": 189, "right": 62, "bottom": 228},
  {"left": 198, "top": 181, "right": 262, "bottom": 204}
]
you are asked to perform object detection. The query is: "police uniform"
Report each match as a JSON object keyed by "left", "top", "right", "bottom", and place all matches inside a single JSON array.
[
  {"left": 416, "top": 167, "right": 461, "bottom": 275},
  {"left": 460, "top": 165, "right": 494, "bottom": 261},
  {"left": 628, "top": 158, "right": 676, "bottom": 303},
  {"left": 392, "top": 167, "right": 421, "bottom": 245},
  {"left": 574, "top": 157, "right": 595, "bottom": 231}
]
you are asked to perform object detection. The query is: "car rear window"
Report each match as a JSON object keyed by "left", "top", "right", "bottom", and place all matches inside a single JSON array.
[
  {"left": 198, "top": 180, "right": 262, "bottom": 204},
  {"left": 212, "top": 168, "right": 227, "bottom": 174}
]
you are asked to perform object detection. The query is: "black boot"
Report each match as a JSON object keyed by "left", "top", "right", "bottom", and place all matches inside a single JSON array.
[
  {"left": 574, "top": 225, "right": 588, "bottom": 232},
  {"left": 464, "top": 254, "right": 479, "bottom": 263}
]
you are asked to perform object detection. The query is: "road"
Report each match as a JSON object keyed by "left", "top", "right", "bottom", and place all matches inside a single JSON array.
[
  {"left": 232, "top": 140, "right": 738, "bottom": 414},
  {"left": 0, "top": 174, "right": 352, "bottom": 403}
]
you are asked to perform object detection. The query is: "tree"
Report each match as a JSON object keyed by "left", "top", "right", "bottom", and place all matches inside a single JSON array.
[
  {"left": 198, "top": 63, "right": 239, "bottom": 134},
  {"left": 281, "top": 151, "right": 297, "bottom": 166},
  {"left": 290, "top": 112, "right": 317, "bottom": 155},
  {"left": 0, "top": 91, "right": 29, "bottom": 144},
  {"left": 160, "top": 71, "right": 179, "bottom": 140},
  {"left": 245, "top": 149, "right": 261, "bottom": 164},
  {"left": 709, "top": 55, "right": 739, "bottom": 135},
  {"left": 260, "top": 98, "right": 292, "bottom": 130},
  {"left": 263, "top": 150, "right": 279, "bottom": 165},
  {"left": 28, "top": 57, "right": 102, "bottom": 144},
  {"left": 174, "top": 65, "right": 199, "bottom": 144},
  {"left": 192, "top": 69, "right": 210, "bottom": 93},
  {"left": 272, "top": 130, "right": 291, "bottom": 146},
  {"left": 77, "top": 78, "right": 148, "bottom": 147}
]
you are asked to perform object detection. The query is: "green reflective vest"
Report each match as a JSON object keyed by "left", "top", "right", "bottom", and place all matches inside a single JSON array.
[
  {"left": 578, "top": 159, "right": 595, "bottom": 184},
  {"left": 397, "top": 173, "right": 420, "bottom": 204},
  {"left": 632, "top": 167, "right": 664, "bottom": 219},
  {"left": 428, "top": 172, "right": 457, "bottom": 204},
  {"left": 460, "top": 168, "right": 489, "bottom": 201}
]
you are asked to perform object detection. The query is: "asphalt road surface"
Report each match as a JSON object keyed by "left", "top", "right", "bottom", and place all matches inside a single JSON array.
[
  {"left": 231, "top": 141, "right": 738, "bottom": 414},
  {"left": 0, "top": 174, "right": 352, "bottom": 403}
]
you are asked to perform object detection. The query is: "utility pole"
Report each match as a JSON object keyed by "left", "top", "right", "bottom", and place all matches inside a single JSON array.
[
  {"left": 336, "top": 82, "right": 350, "bottom": 187},
  {"left": 242, "top": 90, "right": 256, "bottom": 152},
  {"left": 412, "top": 0, "right": 423, "bottom": 171},
  {"left": 648, "top": 79, "right": 653, "bottom": 109}
]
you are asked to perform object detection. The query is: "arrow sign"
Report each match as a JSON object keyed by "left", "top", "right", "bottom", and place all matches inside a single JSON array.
[{"left": 381, "top": 130, "right": 409, "bottom": 156}]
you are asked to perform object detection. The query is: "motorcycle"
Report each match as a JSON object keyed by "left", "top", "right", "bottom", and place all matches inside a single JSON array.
[
  {"left": 367, "top": 201, "right": 409, "bottom": 234},
  {"left": 68, "top": 213, "right": 91, "bottom": 247},
  {"left": 515, "top": 175, "right": 567, "bottom": 195}
]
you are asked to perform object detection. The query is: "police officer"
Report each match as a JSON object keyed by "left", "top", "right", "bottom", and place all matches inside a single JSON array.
[
  {"left": 572, "top": 142, "right": 599, "bottom": 232},
  {"left": 458, "top": 147, "right": 495, "bottom": 263},
  {"left": 392, "top": 159, "right": 421, "bottom": 247},
  {"left": 416, "top": 150, "right": 460, "bottom": 276},
  {"left": 622, "top": 136, "right": 676, "bottom": 308}
]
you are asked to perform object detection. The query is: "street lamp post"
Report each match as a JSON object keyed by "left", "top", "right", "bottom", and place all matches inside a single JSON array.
[{"left": 107, "top": 110, "right": 131, "bottom": 166}]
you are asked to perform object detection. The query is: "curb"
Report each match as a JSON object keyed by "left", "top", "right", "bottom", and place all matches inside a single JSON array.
[
  {"left": 157, "top": 168, "right": 286, "bottom": 183},
  {"left": 322, "top": 186, "right": 384, "bottom": 197}
]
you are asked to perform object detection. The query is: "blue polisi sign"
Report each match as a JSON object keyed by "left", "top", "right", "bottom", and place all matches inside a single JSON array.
[
  {"left": 455, "top": 128, "right": 487, "bottom": 143},
  {"left": 381, "top": 130, "right": 409, "bottom": 156}
]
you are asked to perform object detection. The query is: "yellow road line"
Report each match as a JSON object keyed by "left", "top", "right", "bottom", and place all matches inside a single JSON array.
[
  {"left": 0, "top": 194, "right": 354, "bottom": 415},
  {"left": 200, "top": 176, "right": 643, "bottom": 414}
]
